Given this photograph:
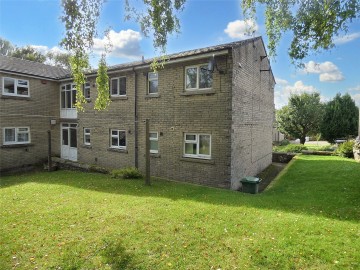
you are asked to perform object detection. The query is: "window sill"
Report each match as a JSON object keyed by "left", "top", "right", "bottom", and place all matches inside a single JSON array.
[
  {"left": 1, "top": 95, "right": 31, "bottom": 100},
  {"left": 145, "top": 94, "right": 160, "bottom": 99},
  {"left": 82, "top": 145, "right": 92, "bottom": 149},
  {"left": 1, "top": 143, "right": 34, "bottom": 148},
  {"left": 107, "top": 147, "right": 128, "bottom": 153},
  {"left": 180, "top": 157, "right": 214, "bottom": 164},
  {"left": 180, "top": 90, "right": 215, "bottom": 96},
  {"left": 111, "top": 96, "right": 128, "bottom": 101}
]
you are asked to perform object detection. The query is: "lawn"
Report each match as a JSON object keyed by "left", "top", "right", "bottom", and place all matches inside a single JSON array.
[{"left": 1, "top": 155, "right": 359, "bottom": 269}]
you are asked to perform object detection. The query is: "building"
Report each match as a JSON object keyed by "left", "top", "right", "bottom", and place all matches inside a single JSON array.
[{"left": 0, "top": 36, "right": 275, "bottom": 190}]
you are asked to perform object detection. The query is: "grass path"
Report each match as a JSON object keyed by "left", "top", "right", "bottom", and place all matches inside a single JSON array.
[{"left": 1, "top": 155, "right": 359, "bottom": 269}]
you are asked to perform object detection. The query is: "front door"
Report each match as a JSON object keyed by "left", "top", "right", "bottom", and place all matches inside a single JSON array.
[{"left": 61, "top": 123, "right": 78, "bottom": 161}]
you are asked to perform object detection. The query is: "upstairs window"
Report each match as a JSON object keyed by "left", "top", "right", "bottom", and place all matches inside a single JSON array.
[
  {"left": 83, "top": 82, "right": 90, "bottom": 100},
  {"left": 185, "top": 64, "right": 212, "bottom": 91},
  {"left": 110, "top": 129, "right": 126, "bottom": 149},
  {"left": 184, "top": 133, "right": 211, "bottom": 159},
  {"left": 148, "top": 72, "right": 158, "bottom": 94},
  {"left": 111, "top": 77, "right": 126, "bottom": 96},
  {"left": 2, "top": 77, "right": 29, "bottom": 97},
  {"left": 61, "top": 83, "right": 76, "bottom": 109},
  {"left": 3, "top": 127, "right": 30, "bottom": 145}
]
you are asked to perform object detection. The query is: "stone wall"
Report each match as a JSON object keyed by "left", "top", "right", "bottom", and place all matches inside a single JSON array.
[
  {"left": 0, "top": 73, "right": 60, "bottom": 171},
  {"left": 230, "top": 38, "right": 275, "bottom": 190}
]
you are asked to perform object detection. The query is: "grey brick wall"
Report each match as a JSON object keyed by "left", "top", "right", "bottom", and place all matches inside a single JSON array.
[
  {"left": 230, "top": 39, "right": 275, "bottom": 190},
  {"left": 0, "top": 73, "right": 60, "bottom": 170}
]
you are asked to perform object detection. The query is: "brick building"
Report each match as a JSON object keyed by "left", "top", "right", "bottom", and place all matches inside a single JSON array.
[{"left": 0, "top": 37, "right": 275, "bottom": 190}]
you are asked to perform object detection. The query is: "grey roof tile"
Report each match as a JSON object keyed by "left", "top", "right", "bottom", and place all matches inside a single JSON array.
[{"left": 0, "top": 55, "right": 69, "bottom": 79}]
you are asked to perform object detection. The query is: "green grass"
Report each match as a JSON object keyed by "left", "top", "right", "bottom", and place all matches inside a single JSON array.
[{"left": 1, "top": 155, "right": 359, "bottom": 269}]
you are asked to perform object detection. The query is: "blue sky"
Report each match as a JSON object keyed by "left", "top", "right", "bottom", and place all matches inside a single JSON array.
[{"left": 1, "top": 0, "right": 360, "bottom": 108}]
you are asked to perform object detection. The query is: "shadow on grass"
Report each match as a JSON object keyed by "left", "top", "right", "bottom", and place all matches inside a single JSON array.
[{"left": 1, "top": 156, "right": 359, "bottom": 223}]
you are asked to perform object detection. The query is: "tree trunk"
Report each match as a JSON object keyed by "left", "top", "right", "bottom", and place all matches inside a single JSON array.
[{"left": 300, "top": 136, "right": 306, "bottom": 145}]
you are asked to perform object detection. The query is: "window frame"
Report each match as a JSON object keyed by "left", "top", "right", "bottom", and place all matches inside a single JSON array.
[
  {"left": 60, "top": 83, "right": 77, "bottom": 109},
  {"left": 83, "top": 128, "right": 91, "bottom": 145},
  {"left": 110, "top": 76, "right": 127, "bottom": 97},
  {"left": 83, "top": 82, "right": 91, "bottom": 100},
  {"left": 184, "top": 64, "right": 212, "bottom": 91},
  {"left": 110, "top": 129, "right": 126, "bottom": 149},
  {"left": 149, "top": 132, "right": 159, "bottom": 154},
  {"left": 3, "top": 127, "right": 31, "bottom": 145},
  {"left": 2, "top": 77, "right": 30, "bottom": 97},
  {"left": 183, "top": 133, "right": 211, "bottom": 159},
  {"left": 147, "top": 72, "right": 158, "bottom": 94}
]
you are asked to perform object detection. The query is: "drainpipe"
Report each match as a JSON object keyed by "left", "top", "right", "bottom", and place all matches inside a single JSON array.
[{"left": 133, "top": 68, "right": 139, "bottom": 168}]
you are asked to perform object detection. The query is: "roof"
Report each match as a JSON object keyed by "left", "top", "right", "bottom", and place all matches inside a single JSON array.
[
  {"left": 0, "top": 36, "right": 264, "bottom": 80},
  {"left": 0, "top": 55, "right": 69, "bottom": 80},
  {"left": 106, "top": 36, "right": 262, "bottom": 72}
]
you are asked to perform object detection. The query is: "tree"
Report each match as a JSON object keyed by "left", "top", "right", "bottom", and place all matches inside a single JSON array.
[
  {"left": 320, "top": 93, "right": 359, "bottom": 143},
  {"left": 46, "top": 51, "right": 72, "bottom": 70},
  {"left": 276, "top": 92, "right": 324, "bottom": 144},
  {"left": 0, "top": 38, "right": 14, "bottom": 56},
  {"left": 242, "top": 0, "right": 360, "bottom": 65},
  {"left": 10, "top": 46, "right": 47, "bottom": 63}
]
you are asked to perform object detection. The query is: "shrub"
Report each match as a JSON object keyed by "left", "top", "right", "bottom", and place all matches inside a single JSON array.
[
  {"left": 335, "top": 141, "right": 355, "bottom": 158},
  {"left": 111, "top": 167, "right": 143, "bottom": 179},
  {"left": 316, "top": 145, "right": 336, "bottom": 152},
  {"left": 283, "top": 144, "right": 308, "bottom": 153},
  {"left": 279, "top": 139, "right": 290, "bottom": 146}
]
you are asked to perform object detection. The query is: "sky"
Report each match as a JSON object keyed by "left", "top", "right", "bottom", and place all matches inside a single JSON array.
[{"left": 1, "top": 0, "right": 360, "bottom": 108}]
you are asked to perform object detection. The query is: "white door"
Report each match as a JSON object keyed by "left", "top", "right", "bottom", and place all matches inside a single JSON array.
[{"left": 61, "top": 123, "right": 78, "bottom": 161}]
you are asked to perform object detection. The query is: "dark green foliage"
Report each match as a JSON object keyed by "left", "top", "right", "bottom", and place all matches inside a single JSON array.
[
  {"left": 276, "top": 92, "right": 324, "bottom": 144},
  {"left": 320, "top": 93, "right": 359, "bottom": 143},
  {"left": 335, "top": 141, "right": 355, "bottom": 158},
  {"left": 279, "top": 139, "right": 290, "bottom": 146},
  {"left": 111, "top": 167, "right": 143, "bottom": 179}
]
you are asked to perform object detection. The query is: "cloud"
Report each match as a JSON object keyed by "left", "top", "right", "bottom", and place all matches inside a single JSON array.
[
  {"left": 350, "top": 93, "right": 360, "bottom": 106},
  {"left": 303, "top": 61, "right": 344, "bottom": 82},
  {"left": 31, "top": 45, "right": 66, "bottom": 55},
  {"left": 275, "top": 80, "right": 319, "bottom": 109},
  {"left": 334, "top": 32, "right": 360, "bottom": 45},
  {"left": 224, "top": 19, "right": 259, "bottom": 39},
  {"left": 275, "top": 77, "right": 288, "bottom": 86},
  {"left": 349, "top": 85, "right": 360, "bottom": 92},
  {"left": 93, "top": 29, "right": 142, "bottom": 59}
]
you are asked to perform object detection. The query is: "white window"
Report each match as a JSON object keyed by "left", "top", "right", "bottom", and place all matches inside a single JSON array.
[
  {"left": 148, "top": 72, "right": 158, "bottom": 94},
  {"left": 3, "top": 127, "right": 31, "bottom": 145},
  {"left": 149, "top": 132, "right": 159, "bottom": 153},
  {"left": 110, "top": 129, "right": 126, "bottom": 149},
  {"left": 185, "top": 64, "right": 212, "bottom": 91},
  {"left": 2, "top": 77, "right": 29, "bottom": 97},
  {"left": 83, "top": 82, "right": 90, "bottom": 99},
  {"left": 111, "top": 77, "right": 126, "bottom": 96},
  {"left": 84, "top": 128, "right": 91, "bottom": 145},
  {"left": 184, "top": 133, "right": 211, "bottom": 159},
  {"left": 61, "top": 83, "right": 76, "bottom": 109}
]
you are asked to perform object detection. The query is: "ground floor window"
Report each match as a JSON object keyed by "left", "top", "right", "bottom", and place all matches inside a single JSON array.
[
  {"left": 150, "top": 132, "right": 159, "bottom": 153},
  {"left": 184, "top": 133, "right": 211, "bottom": 159},
  {"left": 84, "top": 128, "right": 91, "bottom": 145},
  {"left": 110, "top": 129, "right": 126, "bottom": 149},
  {"left": 3, "top": 127, "right": 30, "bottom": 145}
]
